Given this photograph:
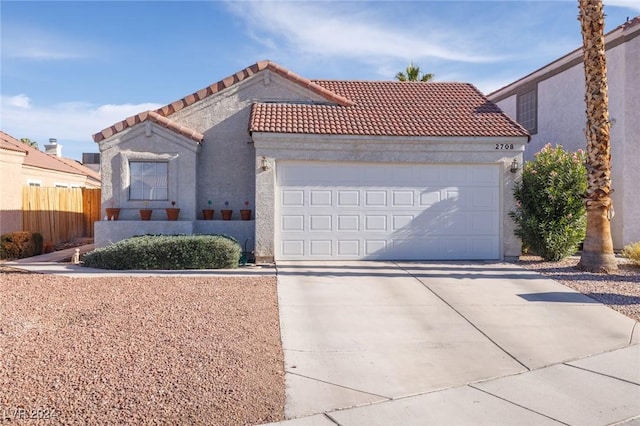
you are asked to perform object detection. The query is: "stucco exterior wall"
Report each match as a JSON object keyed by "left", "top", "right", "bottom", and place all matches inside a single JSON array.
[
  {"left": 621, "top": 34, "right": 640, "bottom": 247},
  {"left": 94, "top": 220, "right": 254, "bottom": 250},
  {"left": 94, "top": 72, "right": 323, "bottom": 250},
  {"left": 491, "top": 32, "right": 638, "bottom": 249},
  {"left": 169, "top": 71, "right": 328, "bottom": 215},
  {"left": 97, "top": 123, "right": 199, "bottom": 221},
  {"left": 0, "top": 150, "right": 27, "bottom": 235}
]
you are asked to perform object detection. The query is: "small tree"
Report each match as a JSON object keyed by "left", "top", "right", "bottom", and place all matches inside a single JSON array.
[
  {"left": 20, "top": 138, "right": 38, "bottom": 150},
  {"left": 510, "top": 144, "right": 587, "bottom": 261},
  {"left": 395, "top": 62, "right": 434, "bottom": 82}
]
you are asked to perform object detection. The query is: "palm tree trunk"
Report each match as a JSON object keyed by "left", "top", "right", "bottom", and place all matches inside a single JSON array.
[{"left": 577, "top": 0, "right": 617, "bottom": 273}]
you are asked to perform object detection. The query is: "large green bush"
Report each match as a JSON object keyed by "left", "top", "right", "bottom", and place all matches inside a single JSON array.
[
  {"left": 82, "top": 235, "right": 241, "bottom": 270},
  {"left": 510, "top": 144, "right": 587, "bottom": 261},
  {"left": 0, "top": 231, "right": 44, "bottom": 260}
]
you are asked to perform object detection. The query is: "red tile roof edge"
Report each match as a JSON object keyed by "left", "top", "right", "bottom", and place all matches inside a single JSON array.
[
  {"left": 1, "top": 130, "right": 100, "bottom": 179},
  {"left": 465, "top": 83, "right": 530, "bottom": 140},
  {"left": 93, "top": 60, "right": 354, "bottom": 143},
  {"left": 57, "top": 156, "right": 102, "bottom": 182},
  {"left": 93, "top": 110, "right": 204, "bottom": 143},
  {"left": 0, "top": 138, "right": 28, "bottom": 154}
]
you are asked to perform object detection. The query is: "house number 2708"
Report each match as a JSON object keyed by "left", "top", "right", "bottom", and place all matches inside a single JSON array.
[{"left": 495, "top": 143, "right": 514, "bottom": 150}]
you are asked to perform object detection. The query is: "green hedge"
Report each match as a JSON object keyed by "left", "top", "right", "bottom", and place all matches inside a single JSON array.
[
  {"left": 0, "top": 232, "right": 44, "bottom": 260},
  {"left": 82, "top": 235, "right": 241, "bottom": 270}
]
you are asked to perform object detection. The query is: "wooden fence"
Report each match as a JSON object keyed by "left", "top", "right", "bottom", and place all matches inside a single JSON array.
[{"left": 22, "top": 187, "right": 101, "bottom": 245}]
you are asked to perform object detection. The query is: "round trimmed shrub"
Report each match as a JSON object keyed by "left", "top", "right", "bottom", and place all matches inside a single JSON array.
[
  {"left": 510, "top": 144, "right": 587, "bottom": 261},
  {"left": 82, "top": 235, "right": 241, "bottom": 270},
  {"left": 0, "top": 231, "right": 44, "bottom": 260}
]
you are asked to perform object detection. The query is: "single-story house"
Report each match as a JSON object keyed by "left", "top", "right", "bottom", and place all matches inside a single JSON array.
[
  {"left": 93, "top": 61, "right": 529, "bottom": 262},
  {"left": 488, "top": 16, "right": 639, "bottom": 250},
  {"left": 0, "top": 131, "right": 101, "bottom": 235}
]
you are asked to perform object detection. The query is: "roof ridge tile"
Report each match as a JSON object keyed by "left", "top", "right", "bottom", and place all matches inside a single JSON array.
[{"left": 94, "top": 60, "right": 354, "bottom": 142}]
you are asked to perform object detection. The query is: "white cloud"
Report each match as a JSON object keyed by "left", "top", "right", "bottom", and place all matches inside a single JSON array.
[
  {"left": 226, "top": 1, "right": 506, "bottom": 65},
  {"left": 0, "top": 95, "right": 163, "bottom": 160},
  {"left": 604, "top": 0, "right": 640, "bottom": 12},
  {"left": 2, "top": 24, "right": 103, "bottom": 60},
  {"left": 5, "top": 94, "right": 32, "bottom": 109}
]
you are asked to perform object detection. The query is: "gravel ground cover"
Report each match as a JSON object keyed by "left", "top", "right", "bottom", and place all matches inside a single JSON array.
[
  {"left": 2, "top": 254, "right": 638, "bottom": 425},
  {"left": 517, "top": 255, "right": 640, "bottom": 322},
  {"left": 0, "top": 267, "right": 284, "bottom": 425}
]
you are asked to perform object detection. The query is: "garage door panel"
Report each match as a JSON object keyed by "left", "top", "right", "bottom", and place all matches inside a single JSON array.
[
  {"left": 276, "top": 162, "right": 500, "bottom": 260},
  {"left": 392, "top": 215, "right": 413, "bottom": 231},
  {"left": 365, "top": 215, "right": 387, "bottom": 231},
  {"left": 392, "top": 191, "right": 414, "bottom": 207},
  {"left": 365, "top": 190, "right": 387, "bottom": 206},
  {"left": 282, "top": 240, "right": 304, "bottom": 256},
  {"left": 338, "top": 190, "right": 359, "bottom": 206},
  {"left": 310, "top": 240, "right": 332, "bottom": 256},
  {"left": 282, "top": 190, "right": 304, "bottom": 206},
  {"left": 420, "top": 190, "right": 442, "bottom": 207},
  {"left": 338, "top": 240, "right": 359, "bottom": 256},
  {"left": 471, "top": 187, "right": 499, "bottom": 209},
  {"left": 282, "top": 215, "right": 305, "bottom": 231},
  {"left": 309, "top": 215, "right": 332, "bottom": 231},
  {"left": 310, "top": 190, "right": 332, "bottom": 206}
]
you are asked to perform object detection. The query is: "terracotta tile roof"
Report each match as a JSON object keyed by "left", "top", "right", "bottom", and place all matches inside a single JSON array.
[
  {"left": 94, "top": 110, "right": 204, "bottom": 143},
  {"left": 57, "top": 156, "right": 101, "bottom": 183},
  {"left": 1, "top": 131, "right": 101, "bottom": 181},
  {"left": 93, "top": 60, "right": 353, "bottom": 143},
  {"left": 0, "top": 136, "right": 28, "bottom": 154},
  {"left": 622, "top": 15, "right": 640, "bottom": 30},
  {"left": 250, "top": 81, "right": 529, "bottom": 138}
]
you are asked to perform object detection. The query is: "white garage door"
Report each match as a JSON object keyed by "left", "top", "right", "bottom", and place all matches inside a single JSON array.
[{"left": 276, "top": 162, "right": 501, "bottom": 261}]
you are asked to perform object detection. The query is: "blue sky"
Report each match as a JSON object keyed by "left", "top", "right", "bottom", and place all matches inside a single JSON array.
[{"left": 2, "top": 0, "right": 639, "bottom": 161}]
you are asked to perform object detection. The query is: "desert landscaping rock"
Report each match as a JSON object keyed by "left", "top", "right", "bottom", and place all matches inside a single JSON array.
[
  {"left": 518, "top": 256, "right": 640, "bottom": 322},
  {"left": 0, "top": 268, "right": 284, "bottom": 425},
  {"left": 2, "top": 254, "right": 638, "bottom": 425}
]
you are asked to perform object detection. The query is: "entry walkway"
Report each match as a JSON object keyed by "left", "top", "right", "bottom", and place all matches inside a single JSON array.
[{"left": 271, "top": 261, "right": 640, "bottom": 425}]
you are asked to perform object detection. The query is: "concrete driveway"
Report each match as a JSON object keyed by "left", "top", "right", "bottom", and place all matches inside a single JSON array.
[{"left": 273, "top": 261, "right": 640, "bottom": 425}]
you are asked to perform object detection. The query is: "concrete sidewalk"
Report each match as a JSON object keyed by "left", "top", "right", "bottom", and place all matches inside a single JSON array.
[{"left": 270, "top": 261, "right": 640, "bottom": 426}]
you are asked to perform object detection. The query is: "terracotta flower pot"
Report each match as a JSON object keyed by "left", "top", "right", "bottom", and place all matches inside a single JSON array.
[
  {"left": 166, "top": 208, "right": 180, "bottom": 221},
  {"left": 139, "top": 209, "right": 152, "bottom": 220},
  {"left": 221, "top": 209, "right": 233, "bottom": 220},
  {"left": 240, "top": 209, "right": 252, "bottom": 220},
  {"left": 105, "top": 208, "right": 120, "bottom": 221},
  {"left": 202, "top": 209, "right": 215, "bottom": 220}
]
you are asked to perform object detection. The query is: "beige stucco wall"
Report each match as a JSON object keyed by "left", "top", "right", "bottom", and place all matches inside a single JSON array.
[
  {"left": 169, "top": 71, "right": 329, "bottom": 214},
  {"left": 491, "top": 32, "right": 639, "bottom": 249},
  {"left": 97, "top": 123, "right": 199, "bottom": 221},
  {"left": 0, "top": 150, "right": 27, "bottom": 235},
  {"left": 1, "top": 149, "right": 97, "bottom": 236}
]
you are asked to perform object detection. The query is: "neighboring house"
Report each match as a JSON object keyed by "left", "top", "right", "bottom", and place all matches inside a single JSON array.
[
  {"left": 488, "top": 16, "right": 639, "bottom": 250},
  {"left": 93, "top": 60, "right": 528, "bottom": 262},
  {"left": 0, "top": 131, "right": 101, "bottom": 235}
]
